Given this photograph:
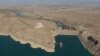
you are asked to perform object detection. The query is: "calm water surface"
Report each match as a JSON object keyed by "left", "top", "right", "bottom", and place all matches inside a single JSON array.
[{"left": 0, "top": 35, "right": 92, "bottom": 56}]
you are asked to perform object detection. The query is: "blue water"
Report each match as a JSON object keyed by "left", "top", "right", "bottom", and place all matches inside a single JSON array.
[
  {"left": 0, "top": 35, "right": 92, "bottom": 56},
  {"left": 55, "top": 35, "right": 92, "bottom": 56}
]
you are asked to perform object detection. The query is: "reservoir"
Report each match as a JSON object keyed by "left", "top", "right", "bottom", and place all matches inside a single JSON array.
[{"left": 0, "top": 35, "right": 92, "bottom": 56}]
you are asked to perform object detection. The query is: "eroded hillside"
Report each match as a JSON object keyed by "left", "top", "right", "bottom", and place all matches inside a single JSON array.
[{"left": 0, "top": 5, "right": 100, "bottom": 56}]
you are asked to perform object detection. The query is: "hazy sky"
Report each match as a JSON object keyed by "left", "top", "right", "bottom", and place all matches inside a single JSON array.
[{"left": 0, "top": 0, "right": 100, "bottom": 5}]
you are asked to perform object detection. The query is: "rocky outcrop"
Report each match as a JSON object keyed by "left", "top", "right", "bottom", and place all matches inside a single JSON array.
[
  {"left": 0, "top": 9, "right": 99, "bottom": 55},
  {"left": 77, "top": 26, "right": 100, "bottom": 56}
]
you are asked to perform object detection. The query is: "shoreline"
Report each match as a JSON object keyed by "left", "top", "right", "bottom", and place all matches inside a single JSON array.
[
  {"left": 0, "top": 33, "right": 55, "bottom": 52},
  {"left": 0, "top": 29, "right": 99, "bottom": 55},
  {"left": 0, "top": 30, "right": 78, "bottom": 52}
]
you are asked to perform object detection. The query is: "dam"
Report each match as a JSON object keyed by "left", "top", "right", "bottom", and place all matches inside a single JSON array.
[{"left": 0, "top": 11, "right": 93, "bottom": 56}]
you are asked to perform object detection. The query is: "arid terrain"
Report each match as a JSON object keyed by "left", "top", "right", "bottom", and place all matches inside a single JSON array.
[{"left": 0, "top": 5, "right": 100, "bottom": 56}]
